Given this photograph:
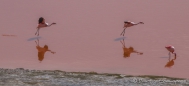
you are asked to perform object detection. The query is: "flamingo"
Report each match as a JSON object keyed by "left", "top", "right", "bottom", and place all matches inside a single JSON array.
[
  {"left": 120, "top": 21, "right": 144, "bottom": 36},
  {"left": 165, "top": 45, "right": 176, "bottom": 57},
  {"left": 35, "top": 17, "right": 56, "bottom": 36}
]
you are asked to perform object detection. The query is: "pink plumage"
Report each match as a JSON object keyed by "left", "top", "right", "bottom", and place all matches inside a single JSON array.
[{"left": 165, "top": 45, "right": 176, "bottom": 57}]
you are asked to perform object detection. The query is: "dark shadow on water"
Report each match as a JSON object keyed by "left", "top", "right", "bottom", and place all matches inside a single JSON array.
[
  {"left": 120, "top": 39, "right": 143, "bottom": 58},
  {"left": 28, "top": 36, "right": 42, "bottom": 41},
  {"left": 114, "top": 37, "right": 126, "bottom": 41},
  {"left": 35, "top": 38, "right": 56, "bottom": 63}
]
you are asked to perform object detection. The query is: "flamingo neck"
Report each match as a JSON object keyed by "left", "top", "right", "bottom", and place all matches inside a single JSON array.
[{"left": 172, "top": 52, "right": 176, "bottom": 57}]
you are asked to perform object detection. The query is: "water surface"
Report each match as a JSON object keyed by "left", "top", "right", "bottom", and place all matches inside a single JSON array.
[{"left": 0, "top": 0, "right": 189, "bottom": 79}]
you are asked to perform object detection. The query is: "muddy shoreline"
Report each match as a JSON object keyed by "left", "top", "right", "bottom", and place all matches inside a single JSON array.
[{"left": 0, "top": 68, "right": 188, "bottom": 86}]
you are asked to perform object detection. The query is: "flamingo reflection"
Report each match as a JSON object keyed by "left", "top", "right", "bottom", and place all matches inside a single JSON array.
[
  {"left": 165, "top": 52, "right": 177, "bottom": 68},
  {"left": 35, "top": 39, "right": 55, "bottom": 63},
  {"left": 120, "top": 39, "right": 143, "bottom": 58}
]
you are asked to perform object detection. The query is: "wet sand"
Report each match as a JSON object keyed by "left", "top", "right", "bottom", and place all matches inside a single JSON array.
[{"left": 1, "top": 0, "right": 189, "bottom": 79}]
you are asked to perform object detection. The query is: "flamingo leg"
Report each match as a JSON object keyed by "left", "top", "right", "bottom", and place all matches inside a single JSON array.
[
  {"left": 35, "top": 28, "right": 39, "bottom": 35},
  {"left": 35, "top": 38, "right": 39, "bottom": 46},
  {"left": 122, "top": 29, "right": 126, "bottom": 36},
  {"left": 169, "top": 52, "right": 171, "bottom": 58},
  {"left": 120, "top": 28, "right": 126, "bottom": 36},
  {"left": 35, "top": 28, "right": 40, "bottom": 36},
  {"left": 123, "top": 29, "right": 125, "bottom": 36},
  {"left": 168, "top": 54, "right": 171, "bottom": 61}
]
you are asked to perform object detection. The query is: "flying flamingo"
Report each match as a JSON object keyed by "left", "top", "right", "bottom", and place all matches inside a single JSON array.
[
  {"left": 35, "top": 17, "right": 56, "bottom": 36},
  {"left": 120, "top": 21, "right": 144, "bottom": 36},
  {"left": 165, "top": 45, "right": 176, "bottom": 57}
]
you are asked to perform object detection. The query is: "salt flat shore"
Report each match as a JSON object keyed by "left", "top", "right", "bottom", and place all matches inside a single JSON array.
[{"left": 0, "top": 68, "right": 188, "bottom": 86}]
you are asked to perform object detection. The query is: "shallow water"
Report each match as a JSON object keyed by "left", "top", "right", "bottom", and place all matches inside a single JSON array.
[{"left": 0, "top": 0, "right": 189, "bottom": 79}]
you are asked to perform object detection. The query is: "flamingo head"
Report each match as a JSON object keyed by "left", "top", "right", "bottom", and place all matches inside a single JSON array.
[
  {"left": 165, "top": 45, "right": 172, "bottom": 49},
  {"left": 124, "top": 21, "right": 130, "bottom": 23},
  {"left": 165, "top": 45, "right": 175, "bottom": 53}
]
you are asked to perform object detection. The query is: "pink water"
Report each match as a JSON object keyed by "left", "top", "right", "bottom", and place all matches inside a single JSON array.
[{"left": 0, "top": 0, "right": 189, "bottom": 79}]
